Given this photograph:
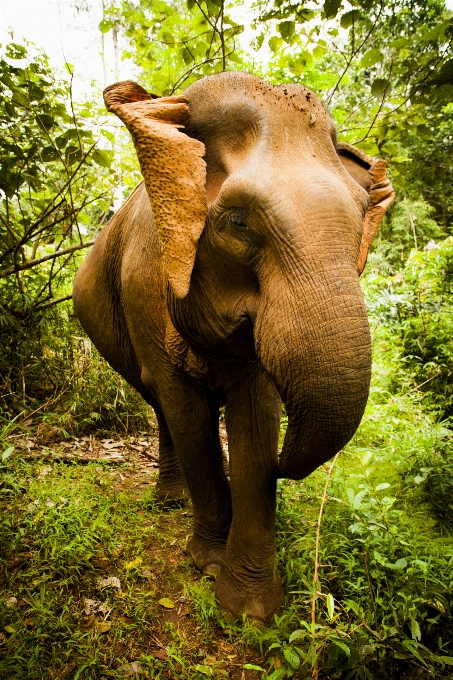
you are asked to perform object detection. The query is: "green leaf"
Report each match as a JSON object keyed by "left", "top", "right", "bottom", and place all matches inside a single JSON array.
[
  {"left": 421, "top": 20, "right": 451, "bottom": 43},
  {"left": 326, "top": 593, "right": 335, "bottom": 620},
  {"left": 65, "top": 145, "right": 83, "bottom": 167},
  {"left": 371, "top": 78, "right": 391, "bottom": 97},
  {"left": 99, "top": 19, "right": 114, "bottom": 34},
  {"left": 330, "top": 639, "right": 351, "bottom": 656},
  {"left": 410, "top": 619, "right": 421, "bottom": 641},
  {"left": 158, "top": 597, "right": 174, "bottom": 608},
  {"left": 11, "top": 90, "right": 29, "bottom": 108},
  {"left": 41, "top": 146, "right": 59, "bottom": 162},
  {"left": 5, "top": 43, "right": 26, "bottom": 59},
  {"left": 360, "top": 48, "right": 383, "bottom": 68},
  {"left": 278, "top": 21, "right": 295, "bottom": 43},
  {"left": 340, "top": 10, "right": 360, "bottom": 29},
  {"left": 323, "top": 0, "right": 342, "bottom": 20},
  {"left": 269, "top": 36, "right": 283, "bottom": 54},
  {"left": 38, "top": 114, "right": 56, "bottom": 130},
  {"left": 194, "top": 665, "right": 212, "bottom": 676},
  {"left": 313, "top": 44, "right": 327, "bottom": 59},
  {"left": 100, "top": 129, "right": 115, "bottom": 143},
  {"left": 402, "top": 640, "right": 427, "bottom": 666},
  {"left": 390, "top": 37, "right": 410, "bottom": 49},
  {"left": 182, "top": 47, "right": 194, "bottom": 65},
  {"left": 375, "top": 482, "right": 390, "bottom": 491},
  {"left": 269, "top": 668, "right": 287, "bottom": 680},
  {"left": 2, "top": 446, "right": 14, "bottom": 461},
  {"left": 92, "top": 149, "right": 113, "bottom": 168},
  {"left": 389, "top": 557, "right": 407, "bottom": 570},
  {"left": 288, "top": 630, "right": 303, "bottom": 643},
  {"left": 283, "top": 647, "right": 300, "bottom": 669},
  {"left": 243, "top": 664, "right": 264, "bottom": 671},
  {"left": 433, "top": 656, "right": 453, "bottom": 666}
]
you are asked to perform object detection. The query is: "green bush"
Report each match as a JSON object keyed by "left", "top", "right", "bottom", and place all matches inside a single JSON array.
[{"left": 364, "top": 235, "right": 453, "bottom": 419}]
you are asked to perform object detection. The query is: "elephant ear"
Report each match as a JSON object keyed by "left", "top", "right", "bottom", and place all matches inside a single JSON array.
[
  {"left": 337, "top": 142, "right": 395, "bottom": 275},
  {"left": 104, "top": 80, "right": 207, "bottom": 299}
]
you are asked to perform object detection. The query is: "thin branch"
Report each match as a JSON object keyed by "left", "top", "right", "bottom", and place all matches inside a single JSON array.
[
  {"left": 353, "top": 62, "right": 393, "bottom": 144},
  {"left": 363, "top": 549, "right": 378, "bottom": 631},
  {"left": 32, "top": 294, "right": 72, "bottom": 311},
  {"left": 327, "top": 2, "right": 384, "bottom": 106},
  {"left": 0, "top": 240, "right": 95, "bottom": 278},
  {"left": 311, "top": 452, "right": 340, "bottom": 625}
]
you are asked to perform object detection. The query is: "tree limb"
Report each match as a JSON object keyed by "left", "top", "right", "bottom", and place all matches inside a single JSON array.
[
  {"left": 32, "top": 294, "right": 73, "bottom": 312},
  {"left": 0, "top": 240, "right": 95, "bottom": 279}
]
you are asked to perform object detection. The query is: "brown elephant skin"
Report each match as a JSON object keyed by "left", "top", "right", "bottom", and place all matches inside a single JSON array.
[{"left": 73, "top": 72, "right": 394, "bottom": 621}]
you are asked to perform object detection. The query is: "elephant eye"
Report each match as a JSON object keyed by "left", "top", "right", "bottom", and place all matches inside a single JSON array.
[{"left": 228, "top": 210, "right": 248, "bottom": 229}]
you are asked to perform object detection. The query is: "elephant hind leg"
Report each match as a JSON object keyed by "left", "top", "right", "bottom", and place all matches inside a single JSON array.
[{"left": 153, "top": 407, "right": 188, "bottom": 507}]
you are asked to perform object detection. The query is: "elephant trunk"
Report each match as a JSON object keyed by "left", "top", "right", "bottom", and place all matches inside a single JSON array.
[{"left": 255, "top": 263, "right": 371, "bottom": 480}]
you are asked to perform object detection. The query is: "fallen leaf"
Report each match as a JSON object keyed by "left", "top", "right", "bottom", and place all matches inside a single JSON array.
[
  {"left": 45, "top": 498, "right": 55, "bottom": 508},
  {"left": 96, "top": 576, "right": 121, "bottom": 590},
  {"left": 102, "top": 440, "right": 125, "bottom": 450},
  {"left": 158, "top": 597, "right": 175, "bottom": 609},
  {"left": 84, "top": 598, "right": 109, "bottom": 615},
  {"left": 82, "top": 614, "right": 95, "bottom": 628},
  {"left": 119, "top": 615, "right": 133, "bottom": 624},
  {"left": 4, "top": 625, "right": 16, "bottom": 634},
  {"left": 152, "top": 648, "right": 167, "bottom": 660},
  {"left": 23, "top": 618, "right": 34, "bottom": 627},
  {"left": 139, "top": 567, "right": 155, "bottom": 579},
  {"left": 117, "top": 662, "right": 144, "bottom": 677}
]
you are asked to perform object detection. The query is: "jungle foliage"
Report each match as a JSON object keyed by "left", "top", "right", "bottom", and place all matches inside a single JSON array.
[{"left": 1, "top": 0, "right": 453, "bottom": 678}]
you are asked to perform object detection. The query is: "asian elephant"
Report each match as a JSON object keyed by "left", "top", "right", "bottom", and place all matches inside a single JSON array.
[{"left": 73, "top": 71, "right": 394, "bottom": 621}]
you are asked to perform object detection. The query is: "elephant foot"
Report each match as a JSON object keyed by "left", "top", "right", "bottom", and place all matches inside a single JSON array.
[
  {"left": 214, "top": 569, "right": 284, "bottom": 622},
  {"left": 155, "top": 478, "right": 188, "bottom": 508},
  {"left": 186, "top": 535, "right": 226, "bottom": 579}
]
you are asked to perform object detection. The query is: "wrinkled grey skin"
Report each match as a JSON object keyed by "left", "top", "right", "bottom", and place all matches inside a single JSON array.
[{"left": 73, "top": 72, "right": 375, "bottom": 621}]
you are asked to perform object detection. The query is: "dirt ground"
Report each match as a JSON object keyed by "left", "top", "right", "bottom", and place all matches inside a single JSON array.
[{"left": 1, "top": 430, "right": 272, "bottom": 680}]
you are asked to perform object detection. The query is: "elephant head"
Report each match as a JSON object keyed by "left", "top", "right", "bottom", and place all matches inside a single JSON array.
[{"left": 104, "top": 73, "right": 394, "bottom": 480}]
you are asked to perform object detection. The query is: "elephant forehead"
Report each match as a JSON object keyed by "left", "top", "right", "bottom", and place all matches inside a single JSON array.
[{"left": 183, "top": 71, "right": 333, "bottom": 146}]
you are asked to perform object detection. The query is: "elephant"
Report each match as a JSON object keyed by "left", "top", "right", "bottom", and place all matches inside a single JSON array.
[{"left": 73, "top": 71, "right": 394, "bottom": 621}]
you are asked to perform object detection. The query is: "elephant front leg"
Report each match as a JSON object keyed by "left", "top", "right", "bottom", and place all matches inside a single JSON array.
[{"left": 215, "top": 368, "right": 284, "bottom": 621}]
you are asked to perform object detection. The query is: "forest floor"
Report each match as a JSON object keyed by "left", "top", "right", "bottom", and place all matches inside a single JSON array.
[
  {"left": 0, "top": 431, "right": 268, "bottom": 680},
  {"left": 2, "top": 387, "right": 453, "bottom": 680}
]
